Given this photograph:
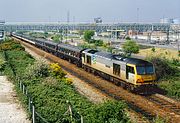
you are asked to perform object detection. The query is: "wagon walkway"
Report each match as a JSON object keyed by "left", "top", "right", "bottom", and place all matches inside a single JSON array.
[{"left": 0, "top": 76, "right": 30, "bottom": 123}]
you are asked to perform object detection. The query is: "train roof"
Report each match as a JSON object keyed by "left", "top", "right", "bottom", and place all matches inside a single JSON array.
[
  {"left": 58, "top": 43, "right": 83, "bottom": 52},
  {"left": 83, "top": 49, "right": 152, "bottom": 65},
  {"left": 34, "top": 37, "right": 82, "bottom": 52},
  {"left": 124, "top": 58, "right": 152, "bottom": 66},
  {"left": 95, "top": 51, "right": 114, "bottom": 60},
  {"left": 36, "top": 38, "right": 58, "bottom": 45}
]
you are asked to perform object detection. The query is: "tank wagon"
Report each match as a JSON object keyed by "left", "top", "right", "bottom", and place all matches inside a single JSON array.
[{"left": 12, "top": 33, "right": 156, "bottom": 92}]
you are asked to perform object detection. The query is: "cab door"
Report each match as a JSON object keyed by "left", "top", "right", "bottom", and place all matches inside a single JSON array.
[{"left": 126, "top": 65, "right": 135, "bottom": 84}]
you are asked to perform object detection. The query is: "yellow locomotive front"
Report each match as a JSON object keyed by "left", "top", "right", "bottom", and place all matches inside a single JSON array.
[
  {"left": 135, "top": 64, "right": 156, "bottom": 85},
  {"left": 125, "top": 58, "right": 156, "bottom": 88}
]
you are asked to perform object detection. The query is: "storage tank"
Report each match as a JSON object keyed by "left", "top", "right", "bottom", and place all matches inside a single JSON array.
[
  {"left": 173, "top": 19, "right": 180, "bottom": 24},
  {"left": 160, "top": 18, "right": 173, "bottom": 24}
]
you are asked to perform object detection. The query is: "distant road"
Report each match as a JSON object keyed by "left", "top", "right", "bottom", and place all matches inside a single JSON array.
[{"left": 94, "top": 36, "right": 179, "bottom": 51}]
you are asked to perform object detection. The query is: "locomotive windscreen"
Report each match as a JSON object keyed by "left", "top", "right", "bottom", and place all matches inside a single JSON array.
[{"left": 136, "top": 65, "right": 154, "bottom": 75}]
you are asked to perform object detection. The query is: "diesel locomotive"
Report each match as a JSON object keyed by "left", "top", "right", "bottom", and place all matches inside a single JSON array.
[{"left": 12, "top": 33, "right": 156, "bottom": 92}]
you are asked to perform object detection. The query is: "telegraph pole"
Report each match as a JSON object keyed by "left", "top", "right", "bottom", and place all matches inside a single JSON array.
[
  {"left": 137, "top": 8, "right": 139, "bottom": 23},
  {"left": 67, "top": 11, "right": 70, "bottom": 23}
]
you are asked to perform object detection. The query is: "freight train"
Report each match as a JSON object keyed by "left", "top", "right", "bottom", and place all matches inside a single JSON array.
[{"left": 12, "top": 33, "right": 156, "bottom": 92}]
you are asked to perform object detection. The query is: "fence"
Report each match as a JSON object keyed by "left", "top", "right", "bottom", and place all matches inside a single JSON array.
[
  {"left": 3, "top": 49, "right": 84, "bottom": 123},
  {"left": 3, "top": 49, "right": 49, "bottom": 123},
  {"left": 18, "top": 80, "right": 84, "bottom": 123},
  {"left": 18, "top": 80, "right": 49, "bottom": 123}
]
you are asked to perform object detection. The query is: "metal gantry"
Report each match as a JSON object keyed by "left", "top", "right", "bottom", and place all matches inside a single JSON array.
[{"left": 2, "top": 23, "right": 173, "bottom": 32}]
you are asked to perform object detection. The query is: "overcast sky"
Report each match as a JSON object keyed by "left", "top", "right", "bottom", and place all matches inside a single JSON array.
[{"left": 0, "top": 0, "right": 180, "bottom": 23}]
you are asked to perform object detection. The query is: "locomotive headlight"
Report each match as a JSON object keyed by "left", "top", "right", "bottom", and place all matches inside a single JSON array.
[{"left": 137, "top": 76, "right": 144, "bottom": 83}]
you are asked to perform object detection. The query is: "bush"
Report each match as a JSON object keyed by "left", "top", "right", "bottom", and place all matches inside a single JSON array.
[
  {"left": 49, "top": 63, "right": 67, "bottom": 79},
  {"left": 85, "top": 101, "right": 130, "bottom": 123},
  {"left": 24, "top": 59, "right": 49, "bottom": 79},
  {"left": 84, "top": 30, "right": 95, "bottom": 42},
  {"left": 22, "top": 61, "right": 129, "bottom": 123},
  {"left": 172, "top": 58, "right": 180, "bottom": 66},
  {"left": 125, "top": 37, "right": 131, "bottom": 40},
  {"left": 0, "top": 53, "right": 6, "bottom": 72},
  {"left": 95, "top": 40, "right": 103, "bottom": 46},
  {"left": 42, "top": 76, "right": 58, "bottom": 87},
  {"left": 151, "top": 47, "right": 156, "bottom": 52},
  {"left": 153, "top": 115, "right": 167, "bottom": 123},
  {"left": 0, "top": 40, "right": 25, "bottom": 51},
  {"left": 147, "top": 56, "right": 176, "bottom": 80},
  {"left": 122, "top": 40, "right": 139, "bottom": 56},
  {"left": 65, "top": 78, "right": 73, "bottom": 85}
]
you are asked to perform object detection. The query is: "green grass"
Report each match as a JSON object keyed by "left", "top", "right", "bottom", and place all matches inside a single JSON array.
[
  {"left": 158, "top": 71, "right": 180, "bottom": 99},
  {"left": 147, "top": 56, "right": 180, "bottom": 99}
]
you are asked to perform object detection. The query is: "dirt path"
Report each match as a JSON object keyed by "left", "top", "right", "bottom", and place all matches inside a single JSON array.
[{"left": 0, "top": 76, "right": 30, "bottom": 123}]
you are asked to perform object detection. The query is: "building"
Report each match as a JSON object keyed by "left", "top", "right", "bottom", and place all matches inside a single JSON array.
[
  {"left": 160, "top": 18, "right": 180, "bottom": 24},
  {"left": 94, "top": 17, "right": 102, "bottom": 24},
  {"left": 0, "top": 20, "right": 5, "bottom": 41}
]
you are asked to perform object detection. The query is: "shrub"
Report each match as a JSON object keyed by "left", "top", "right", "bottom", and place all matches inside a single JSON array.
[
  {"left": 147, "top": 56, "right": 176, "bottom": 80},
  {"left": 122, "top": 40, "right": 139, "bottom": 56},
  {"left": 172, "top": 58, "right": 180, "bottom": 66},
  {"left": 151, "top": 47, "right": 155, "bottom": 52},
  {"left": 84, "top": 30, "right": 95, "bottom": 42},
  {"left": 42, "top": 76, "right": 58, "bottom": 87},
  {"left": 0, "top": 53, "right": 6, "bottom": 71},
  {"left": 65, "top": 78, "right": 73, "bottom": 85},
  {"left": 49, "top": 63, "right": 67, "bottom": 79},
  {"left": 24, "top": 59, "right": 49, "bottom": 79},
  {"left": 153, "top": 115, "right": 167, "bottom": 123},
  {"left": 85, "top": 101, "right": 130, "bottom": 123},
  {"left": 0, "top": 41, "right": 25, "bottom": 51},
  {"left": 125, "top": 37, "right": 131, "bottom": 40},
  {"left": 95, "top": 40, "right": 103, "bottom": 46}
]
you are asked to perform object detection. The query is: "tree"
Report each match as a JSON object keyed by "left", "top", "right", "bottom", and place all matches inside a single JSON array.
[
  {"left": 151, "top": 46, "right": 156, "bottom": 52},
  {"left": 78, "top": 30, "right": 84, "bottom": 36},
  {"left": 125, "top": 36, "right": 131, "bottom": 40},
  {"left": 44, "top": 32, "right": 49, "bottom": 38},
  {"left": 95, "top": 40, "right": 103, "bottom": 46},
  {"left": 51, "top": 34, "right": 61, "bottom": 42},
  {"left": 84, "top": 30, "right": 95, "bottom": 42},
  {"left": 122, "top": 40, "right": 139, "bottom": 56}
]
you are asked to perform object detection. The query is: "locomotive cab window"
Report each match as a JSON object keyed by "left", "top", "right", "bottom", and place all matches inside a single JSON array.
[
  {"left": 82, "top": 53, "right": 85, "bottom": 62},
  {"left": 126, "top": 65, "right": 135, "bottom": 79},
  {"left": 86, "top": 55, "right": 91, "bottom": 65},
  {"left": 113, "top": 63, "right": 120, "bottom": 76},
  {"left": 126, "top": 66, "right": 135, "bottom": 74}
]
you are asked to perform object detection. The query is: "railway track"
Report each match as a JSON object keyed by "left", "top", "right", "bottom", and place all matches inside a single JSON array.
[
  {"left": 146, "top": 94, "right": 180, "bottom": 115},
  {"left": 13, "top": 37, "right": 180, "bottom": 123}
]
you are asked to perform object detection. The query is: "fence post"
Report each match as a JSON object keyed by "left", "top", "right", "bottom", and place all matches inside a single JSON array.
[
  {"left": 23, "top": 84, "right": 25, "bottom": 94},
  {"left": 32, "top": 105, "right": 35, "bottom": 123},
  {"left": 69, "top": 105, "right": 73, "bottom": 122},
  {"left": 28, "top": 97, "right": 31, "bottom": 112},
  {"left": 26, "top": 88, "right": 28, "bottom": 95},
  {"left": 20, "top": 81, "right": 22, "bottom": 90},
  {"left": 81, "top": 115, "right": 83, "bottom": 123}
]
